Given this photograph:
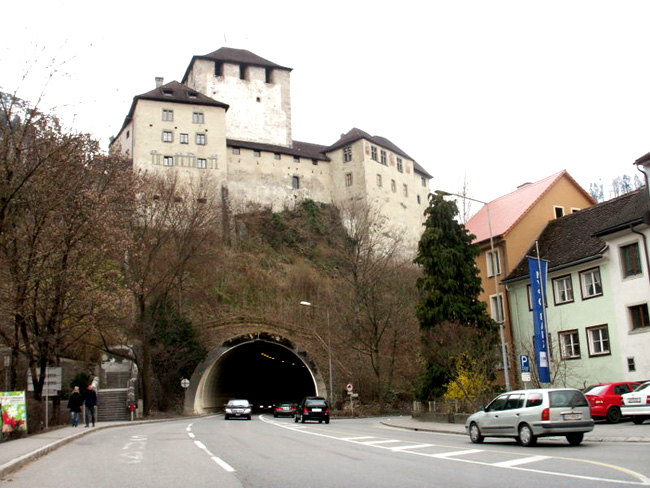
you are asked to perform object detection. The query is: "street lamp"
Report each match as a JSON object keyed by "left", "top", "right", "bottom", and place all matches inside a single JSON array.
[
  {"left": 434, "top": 190, "right": 511, "bottom": 390},
  {"left": 300, "top": 301, "right": 334, "bottom": 405}
]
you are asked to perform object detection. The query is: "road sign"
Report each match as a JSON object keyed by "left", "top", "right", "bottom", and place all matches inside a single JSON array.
[
  {"left": 519, "top": 355, "right": 530, "bottom": 373},
  {"left": 346, "top": 382, "right": 354, "bottom": 392},
  {"left": 180, "top": 378, "right": 190, "bottom": 389}
]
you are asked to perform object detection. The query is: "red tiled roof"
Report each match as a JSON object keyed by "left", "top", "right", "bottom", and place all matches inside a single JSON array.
[{"left": 465, "top": 170, "right": 589, "bottom": 244}]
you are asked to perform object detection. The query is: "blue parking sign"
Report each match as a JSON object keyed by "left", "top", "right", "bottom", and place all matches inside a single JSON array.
[{"left": 520, "top": 355, "right": 530, "bottom": 373}]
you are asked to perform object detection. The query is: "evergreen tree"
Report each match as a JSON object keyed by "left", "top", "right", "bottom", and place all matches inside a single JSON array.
[{"left": 413, "top": 193, "right": 497, "bottom": 401}]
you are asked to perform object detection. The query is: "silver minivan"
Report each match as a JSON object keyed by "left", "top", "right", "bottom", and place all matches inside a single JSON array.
[{"left": 464, "top": 388, "right": 594, "bottom": 446}]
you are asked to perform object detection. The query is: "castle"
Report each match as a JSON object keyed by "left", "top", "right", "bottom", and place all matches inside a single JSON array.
[{"left": 110, "top": 48, "right": 432, "bottom": 250}]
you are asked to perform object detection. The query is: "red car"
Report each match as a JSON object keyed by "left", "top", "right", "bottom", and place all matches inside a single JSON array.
[{"left": 584, "top": 382, "right": 641, "bottom": 423}]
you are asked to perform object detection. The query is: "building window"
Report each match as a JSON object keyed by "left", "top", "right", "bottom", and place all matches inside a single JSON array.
[
  {"left": 553, "top": 275, "right": 574, "bottom": 305},
  {"left": 197, "top": 158, "right": 207, "bottom": 169},
  {"left": 162, "top": 130, "right": 173, "bottom": 143},
  {"left": 486, "top": 249, "right": 501, "bottom": 277},
  {"left": 232, "top": 147, "right": 240, "bottom": 155},
  {"left": 180, "top": 133, "right": 189, "bottom": 144},
  {"left": 391, "top": 180, "right": 396, "bottom": 193},
  {"left": 490, "top": 294, "right": 504, "bottom": 323},
  {"left": 621, "top": 242, "right": 642, "bottom": 278},
  {"left": 629, "top": 303, "right": 649, "bottom": 330},
  {"left": 265, "top": 68, "right": 273, "bottom": 84},
  {"left": 345, "top": 173, "right": 353, "bottom": 187},
  {"left": 312, "top": 159, "right": 318, "bottom": 165},
  {"left": 371, "top": 146, "right": 378, "bottom": 161},
  {"left": 417, "top": 195, "right": 421, "bottom": 204},
  {"left": 397, "top": 158, "right": 403, "bottom": 173},
  {"left": 628, "top": 357, "right": 636, "bottom": 372},
  {"left": 376, "top": 174, "right": 382, "bottom": 187},
  {"left": 163, "top": 156, "right": 174, "bottom": 167},
  {"left": 254, "top": 150, "right": 261, "bottom": 157},
  {"left": 239, "top": 64, "right": 247, "bottom": 80},
  {"left": 215, "top": 61, "right": 223, "bottom": 76},
  {"left": 421, "top": 176, "right": 427, "bottom": 187},
  {"left": 559, "top": 330, "right": 581, "bottom": 359},
  {"left": 403, "top": 184, "right": 408, "bottom": 197},
  {"left": 196, "top": 133, "right": 206, "bottom": 145},
  {"left": 192, "top": 112, "right": 205, "bottom": 124},
  {"left": 162, "top": 109, "right": 173, "bottom": 121},
  {"left": 587, "top": 325, "right": 610, "bottom": 356},
  {"left": 343, "top": 146, "right": 352, "bottom": 162},
  {"left": 274, "top": 153, "right": 281, "bottom": 160},
  {"left": 580, "top": 268, "right": 602, "bottom": 299},
  {"left": 292, "top": 176, "right": 300, "bottom": 189},
  {"left": 380, "top": 150, "right": 387, "bottom": 165},
  {"left": 554, "top": 206, "right": 564, "bottom": 218},
  {"left": 293, "top": 156, "right": 300, "bottom": 163}
]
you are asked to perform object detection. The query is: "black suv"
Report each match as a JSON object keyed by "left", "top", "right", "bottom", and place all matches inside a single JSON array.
[{"left": 295, "top": 396, "right": 330, "bottom": 424}]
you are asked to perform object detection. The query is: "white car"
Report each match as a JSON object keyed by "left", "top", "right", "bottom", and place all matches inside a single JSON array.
[
  {"left": 464, "top": 388, "right": 594, "bottom": 446},
  {"left": 621, "top": 381, "right": 650, "bottom": 425}
]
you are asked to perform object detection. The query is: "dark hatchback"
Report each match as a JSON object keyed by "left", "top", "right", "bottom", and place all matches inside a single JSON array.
[{"left": 295, "top": 396, "right": 330, "bottom": 424}]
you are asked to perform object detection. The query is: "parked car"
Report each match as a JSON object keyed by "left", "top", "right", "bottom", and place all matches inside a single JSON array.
[
  {"left": 273, "top": 402, "right": 296, "bottom": 418},
  {"left": 294, "top": 396, "right": 330, "bottom": 424},
  {"left": 621, "top": 381, "right": 650, "bottom": 424},
  {"left": 464, "top": 388, "right": 594, "bottom": 447},
  {"left": 224, "top": 399, "right": 252, "bottom": 420},
  {"left": 583, "top": 382, "right": 640, "bottom": 423}
]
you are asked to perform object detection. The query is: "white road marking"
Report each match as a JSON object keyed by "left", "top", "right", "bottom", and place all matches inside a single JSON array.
[
  {"left": 361, "top": 439, "right": 401, "bottom": 445},
  {"left": 390, "top": 444, "right": 435, "bottom": 451},
  {"left": 187, "top": 422, "right": 236, "bottom": 473},
  {"left": 342, "top": 436, "right": 375, "bottom": 441},
  {"left": 432, "top": 449, "right": 484, "bottom": 458},
  {"left": 492, "top": 455, "right": 549, "bottom": 468}
]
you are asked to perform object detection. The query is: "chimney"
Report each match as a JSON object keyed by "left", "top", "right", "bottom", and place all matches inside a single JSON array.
[{"left": 155, "top": 77, "right": 164, "bottom": 88}]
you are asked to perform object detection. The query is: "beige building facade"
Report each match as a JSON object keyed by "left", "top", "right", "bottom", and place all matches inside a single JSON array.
[{"left": 111, "top": 48, "right": 431, "bottom": 252}]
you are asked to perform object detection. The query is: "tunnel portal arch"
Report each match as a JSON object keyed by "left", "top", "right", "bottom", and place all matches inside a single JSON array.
[{"left": 185, "top": 331, "right": 327, "bottom": 414}]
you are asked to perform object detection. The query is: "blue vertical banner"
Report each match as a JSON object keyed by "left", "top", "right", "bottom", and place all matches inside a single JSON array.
[{"left": 528, "top": 257, "right": 551, "bottom": 383}]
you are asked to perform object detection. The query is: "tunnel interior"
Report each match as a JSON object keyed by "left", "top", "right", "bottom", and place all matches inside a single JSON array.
[{"left": 202, "top": 339, "right": 318, "bottom": 412}]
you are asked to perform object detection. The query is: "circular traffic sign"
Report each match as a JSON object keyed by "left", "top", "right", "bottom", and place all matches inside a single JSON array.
[
  {"left": 180, "top": 378, "right": 190, "bottom": 389},
  {"left": 346, "top": 382, "right": 354, "bottom": 392}
]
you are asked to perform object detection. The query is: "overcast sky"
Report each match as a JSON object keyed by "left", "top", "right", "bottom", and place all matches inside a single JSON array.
[{"left": 3, "top": 1, "right": 649, "bottom": 205}]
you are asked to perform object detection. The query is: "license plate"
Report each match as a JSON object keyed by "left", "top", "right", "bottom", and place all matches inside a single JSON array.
[
  {"left": 563, "top": 413, "right": 581, "bottom": 420},
  {"left": 312, "top": 408, "right": 322, "bottom": 412},
  {"left": 628, "top": 398, "right": 641, "bottom": 404}
]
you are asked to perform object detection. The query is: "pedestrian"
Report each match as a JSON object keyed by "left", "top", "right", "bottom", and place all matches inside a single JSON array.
[
  {"left": 84, "top": 384, "right": 98, "bottom": 427},
  {"left": 67, "top": 386, "right": 83, "bottom": 427}
]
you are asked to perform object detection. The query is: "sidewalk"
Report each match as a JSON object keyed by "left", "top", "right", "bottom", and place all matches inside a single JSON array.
[
  {"left": 381, "top": 415, "right": 650, "bottom": 443},
  {"left": 1, "top": 416, "right": 649, "bottom": 479}
]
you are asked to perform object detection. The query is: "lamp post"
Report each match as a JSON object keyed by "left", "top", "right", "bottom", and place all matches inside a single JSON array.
[
  {"left": 300, "top": 301, "right": 334, "bottom": 405},
  {"left": 434, "top": 190, "right": 511, "bottom": 390}
]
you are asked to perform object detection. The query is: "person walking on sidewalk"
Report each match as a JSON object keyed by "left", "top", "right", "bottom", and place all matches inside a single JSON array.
[
  {"left": 67, "top": 386, "right": 83, "bottom": 427},
  {"left": 84, "top": 384, "right": 98, "bottom": 427}
]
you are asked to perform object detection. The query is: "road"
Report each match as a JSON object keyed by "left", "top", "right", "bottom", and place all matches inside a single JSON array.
[{"left": 4, "top": 416, "right": 650, "bottom": 487}]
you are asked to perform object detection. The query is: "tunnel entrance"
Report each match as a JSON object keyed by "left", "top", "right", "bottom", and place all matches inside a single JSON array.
[{"left": 187, "top": 333, "right": 325, "bottom": 414}]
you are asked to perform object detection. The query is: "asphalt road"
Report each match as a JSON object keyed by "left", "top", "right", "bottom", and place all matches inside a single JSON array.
[{"left": 4, "top": 416, "right": 650, "bottom": 487}]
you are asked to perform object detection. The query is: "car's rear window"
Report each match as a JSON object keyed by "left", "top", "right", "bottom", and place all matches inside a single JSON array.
[
  {"left": 306, "top": 400, "right": 327, "bottom": 407},
  {"left": 525, "top": 393, "right": 543, "bottom": 407},
  {"left": 584, "top": 385, "right": 606, "bottom": 396},
  {"left": 549, "top": 390, "right": 588, "bottom": 407}
]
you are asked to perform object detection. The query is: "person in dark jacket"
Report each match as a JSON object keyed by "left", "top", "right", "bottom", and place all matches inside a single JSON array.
[
  {"left": 67, "top": 386, "right": 83, "bottom": 427},
  {"left": 84, "top": 384, "right": 98, "bottom": 427}
]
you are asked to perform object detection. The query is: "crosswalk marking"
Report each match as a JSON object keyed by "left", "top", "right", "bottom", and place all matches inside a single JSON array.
[
  {"left": 390, "top": 444, "right": 434, "bottom": 451},
  {"left": 342, "top": 436, "right": 375, "bottom": 441},
  {"left": 492, "top": 455, "right": 549, "bottom": 468},
  {"left": 362, "top": 439, "right": 401, "bottom": 445},
  {"left": 432, "top": 449, "right": 483, "bottom": 458}
]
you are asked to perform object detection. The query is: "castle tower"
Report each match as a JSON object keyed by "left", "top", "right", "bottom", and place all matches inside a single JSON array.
[{"left": 182, "top": 48, "right": 293, "bottom": 148}]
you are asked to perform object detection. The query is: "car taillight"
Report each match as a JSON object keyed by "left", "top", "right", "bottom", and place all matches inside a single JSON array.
[
  {"left": 326, "top": 409, "right": 330, "bottom": 414},
  {"left": 303, "top": 408, "right": 308, "bottom": 413},
  {"left": 647, "top": 398, "right": 650, "bottom": 405},
  {"left": 594, "top": 399, "right": 603, "bottom": 404},
  {"left": 541, "top": 408, "right": 550, "bottom": 421}
]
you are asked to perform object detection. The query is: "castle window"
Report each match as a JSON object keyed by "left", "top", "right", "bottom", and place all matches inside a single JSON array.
[
  {"left": 197, "top": 158, "right": 207, "bottom": 169},
  {"left": 162, "top": 131, "right": 173, "bottom": 143},
  {"left": 265, "top": 68, "right": 273, "bottom": 83},
  {"left": 192, "top": 112, "right": 205, "bottom": 124},
  {"left": 274, "top": 153, "right": 281, "bottom": 160},
  {"left": 188, "top": 92, "right": 198, "bottom": 99},
  {"left": 239, "top": 64, "right": 247, "bottom": 80},
  {"left": 403, "top": 184, "right": 408, "bottom": 197},
  {"left": 421, "top": 176, "right": 427, "bottom": 187},
  {"left": 126, "top": 130, "right": 130, "bottom": 139},
  {"left": 371, "top": 146, "right": 378, "bottom": 161},
  {"left": 377, "top": 174, "right": 382, "bottom": 187},
  {"left": 343, "top": 146, "right": 352, "bottom": 162},
  {"left": 254, "top": 150, "right": 261, "bottom": 157},
  {"left": 417, "top": 195, "right": 421, "bottom": 204},
  {"left": 162, "top": 89, "right": 173, "bottom": 97},
  {"left": 163, "top": 156, "right": 174, "bottom": 167},
  {"left": 345, "top": 173, "right": 353, "bottom": 187},
  {"left": 162, "top": 109, "right": 174, "bottom": 121},
  {"left": 293, "top": 156, "right": 300, "bottom": 163},
  {"left": 233, "top": 147, "right": 240, "bottom": 155},
  {"left": 196, "top": 133, "right": 206, "bottom": 145},
  {"left": 380, "top": 150, "right": 387, "bottom": 165},
  {"left": 215, "top": 61, "right": 223, "bottom": 76},
  {"left": 312, "top": 159, "right": 318, "bottom": 165},
  {"left": 292, "top": 176, "right": 300, "bottom": 189},
  {"left": 180, "top": 133, "right": 189, "bottom": 144},
  {"left": 391, "top": 180, "right": 396, "bottom": 192},
  {"left": 397, "top": 157, "right": 403, "bottom": 173}
]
